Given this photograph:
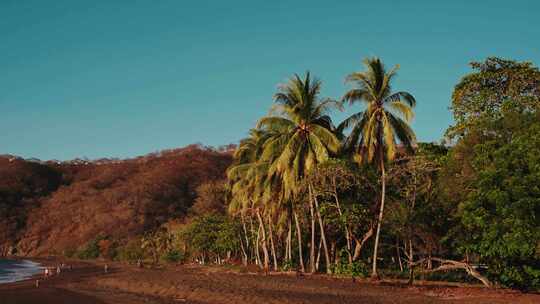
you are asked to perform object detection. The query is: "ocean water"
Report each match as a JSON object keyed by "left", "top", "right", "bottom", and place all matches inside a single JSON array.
[{"left": 0, "top": 259, "right": 43, "bottom": 283}]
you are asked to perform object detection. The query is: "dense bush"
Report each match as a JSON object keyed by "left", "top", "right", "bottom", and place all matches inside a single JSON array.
[
  {"left": 115, "top": 239, "right": 145, "bottom": 262},
  {"left": 333, "top": 260, "right": 369, "bottom": 278},
  {"left": 460, "top": 119, "right": 540, "bottom": 290},
  {"left": 182, "top": 214, "right": 240, "bottom": 263},
  {"left": 162, "top": 249, "right": 184, "bottom": 263},
  {"left": 77, "top": 236, "right": 105, "bottom": 259}
]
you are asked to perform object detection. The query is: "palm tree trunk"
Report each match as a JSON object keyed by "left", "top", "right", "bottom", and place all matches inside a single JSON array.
[
  {"left": 250, "top": 215, "right": 257, "bottom": 264},
  {"left": 255, "top": 220, "right": 261, "bottom": 266},
  {"left": 287, "top": 216, "right": 292, "bottom": 263},
  {"left": 308, "top": 192, "right": 316, "bottom": 273},
  {"left": 332, "top": 178, "right": 352, "bottom": 264},
  {"left": 396, "top": 237, "right": 403, "bottom": 272},
  {"left": 241, "top": 213, "right": 250, "bottom": 258},
  {"left": 239, "top": 238, "right": 248, "bottom": 266},
  {"left": 371, "top": 153, "right": 386, "bottom": 279},
  {"left": 315, "top": 235, "right": 322, "bottom": 271},
  {"left": 311, "top": 184, "right": 331, "bottom": 273},
  {"left": 408, "top": 238, "right": 414, "bottom": 285},
  {"left": 330, "top": 241, "right": 337, "bottom": 268},
  {"left": 293, "top": 209, "right": 305, "bottom": 272},
  {"left": 267, "top": 213, "right": 278, "bottom": 271},
  {"left": 256, "top": 209, "right": 270, "bottom": 271},
  {"left": 408, "top": 164, "right": 417, "bottom": 284}
]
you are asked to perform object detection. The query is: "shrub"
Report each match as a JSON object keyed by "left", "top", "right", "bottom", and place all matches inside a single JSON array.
[
  {"left": 182, "top": 214, "right": 241, "bottom": 262},
  {"left": 162, "top": 249, "right": 184, "bottom": 263},
  {"left": 115, "top": 239, "right": 145, "bottom": 262},
  {"left": 333, "top": 261, "right": 368, "bottom": 277},
  {"left": 63, "top": 247, "right": 77, "bottom": 258},
  {"left": 77, "top": 236, "right": 105, "bottom": 259}
]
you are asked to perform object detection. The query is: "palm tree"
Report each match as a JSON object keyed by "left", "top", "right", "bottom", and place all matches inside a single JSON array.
[
  {"left": 228, "top": 129, "right": 274, "bottom": 270},
  {"left": 258, "top": 72, "right": 341, "bottom": 273},
  {"left": 339, "top": 57, "right": 416, "bottom": 279}
]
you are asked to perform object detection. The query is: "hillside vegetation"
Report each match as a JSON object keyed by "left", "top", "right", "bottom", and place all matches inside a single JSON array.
[{"left": 0, "top": 144, "right": 232, "bottom": 256}]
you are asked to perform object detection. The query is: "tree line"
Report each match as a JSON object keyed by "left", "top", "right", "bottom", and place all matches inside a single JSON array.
[{"left": 179, "top": 57, "right": 539, "bottom": 291}]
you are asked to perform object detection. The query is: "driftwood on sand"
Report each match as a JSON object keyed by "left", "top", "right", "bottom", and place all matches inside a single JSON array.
[{"left": 411, "top": 257, "right": 491, "bottom": 287}]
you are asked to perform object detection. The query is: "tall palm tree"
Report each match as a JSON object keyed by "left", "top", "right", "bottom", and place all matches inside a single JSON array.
[
  {"left": 339, "top": 57, "right": 416, "bottom": 279},
  {"left": 258, "top": 72, "right": 341, "bottom": 273}
]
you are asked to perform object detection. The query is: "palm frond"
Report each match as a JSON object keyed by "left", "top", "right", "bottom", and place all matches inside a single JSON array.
[
  {"left": 384, "top": 91, "right": 416, "bottom": 107},
  {"left": 387, "top": 101, "right": 414, "bottom": 122},
  {"left": 386, "top": 111, "right": 417, "bottom": 154}
]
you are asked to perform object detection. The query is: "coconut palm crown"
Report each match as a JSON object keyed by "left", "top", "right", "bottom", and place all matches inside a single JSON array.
[
  {"left": 339, "top": 57, "right": 416, "bottom": 162},
  {"left": 257, "top": 72, "right": 341, "bottom": 200}
]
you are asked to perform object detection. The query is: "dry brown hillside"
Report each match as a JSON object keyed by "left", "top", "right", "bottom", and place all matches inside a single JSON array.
[{"left": 0, "top": 144, "right": 232, "bottom": 256}]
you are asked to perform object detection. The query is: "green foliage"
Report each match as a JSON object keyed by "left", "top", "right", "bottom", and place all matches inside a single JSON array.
[
  {"left": 77, "top": 236, "right": 106, "bottom": 260},
  {"left": 332, "top": 250, "right": 368, "bottom": 277},
  {"left": 162, "top": 249, "right": 184, "bottom": 263},
  {"left": 280, "top": 260, "right": 296, "bottom": 271},
  {"left": 459, "top": 117, "right": 540, "bottom": 290},
  {"left": 448, "top": 57, "right": 540, "bottom": 138},
  {"left": 386, "top": 144, "right": 448, "bottom": 258},
  {"left": 182, "top": 214, "right": 240, "bottom": 260},
  {"left": 115, "top": 239, "right": 145, "bottom": 261},
  {"left": 63, "top": 247, "right": 77, "bottom": 258},
  {"left": 141, "top": 228, "right": 173, "bottom": 264},
  {"left": 310, "top": 159, "right": 376, "bottom": 231}
]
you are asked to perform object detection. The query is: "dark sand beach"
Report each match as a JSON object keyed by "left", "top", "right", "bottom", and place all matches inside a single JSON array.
[{"left": 1, "top": 258, "right": 539, "bottom": 304}]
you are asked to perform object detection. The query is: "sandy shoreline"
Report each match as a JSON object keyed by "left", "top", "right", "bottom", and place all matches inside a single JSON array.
[{"left": 1, "top": 257, "right": 538, "bottom": 304}]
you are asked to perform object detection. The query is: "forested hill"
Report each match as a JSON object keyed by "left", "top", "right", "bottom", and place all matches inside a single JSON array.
[{"left": 0, "top": 144, "right": 232, "bottom": 256}]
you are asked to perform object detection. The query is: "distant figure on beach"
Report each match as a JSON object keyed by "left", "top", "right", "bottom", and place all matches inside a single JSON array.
[
  {"left": 137, "top": 259, "right": 143, "bottom": 268},
  {"left": 35, "top": 279, "right": 39, "bottom": 288},
  {"left": 56, "top": 265, "right": 61, "bottom": 275},
  {"left": 44, "top": 268, "right": 49, "bottom": 278},
  {"left": 104, "top": 264, "right": 109, "bottom": 273}
]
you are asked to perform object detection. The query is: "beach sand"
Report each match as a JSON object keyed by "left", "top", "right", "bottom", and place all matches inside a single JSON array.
[{"left": 1, "top": 258, "right": 538, "bottom": 304}]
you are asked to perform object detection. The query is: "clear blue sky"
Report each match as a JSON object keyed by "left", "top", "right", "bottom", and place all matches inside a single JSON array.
[{"left": 1, "top": 1, "right": 539, "bottom": 160}]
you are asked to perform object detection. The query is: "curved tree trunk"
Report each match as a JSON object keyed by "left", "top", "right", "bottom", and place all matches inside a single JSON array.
[
  {"left": 353, "top": 226, "right": 373, "bottom": 261},
  {"left": 293, "top": 210, "right": 305, "bottom": 273},
  {"left": 371, "top": 154, "right": 386, "bottom": 279},
  {"left": 256, "top": 209, "right": 270, "bottom": 272},
  {"left": 418, "top": 258, "right": 492, "bottom": 288},
  {"left": 241, "top": 213, "right": 250, "bottom": 260},
  {"left": 255, "top": 221, "right": 261, "bottom": 267},
  {"left": 239, "top": 232, "right": 248, "bottom": 266},
  {"left": 312, "top": 184, "right": 331, "bottom": 273},
  {"left": 267, "top": 213, "right": 278, "bottom": 271},
  {"left": 250, "top": 216, "right": 257, "bottom": 265},
  {"left": 332, "top": 178, "right": 352, "bottom": 264}
]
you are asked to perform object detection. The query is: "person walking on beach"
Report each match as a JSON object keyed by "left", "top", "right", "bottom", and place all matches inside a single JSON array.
[
  {"left": 56, "top": 265, "right": 61, "bottom": 275},
  {"left": 104, "top": 264, "right": 109, "bottom": 274}
]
